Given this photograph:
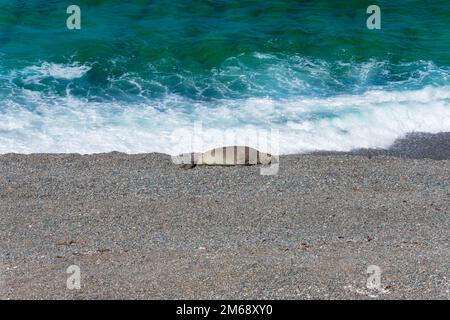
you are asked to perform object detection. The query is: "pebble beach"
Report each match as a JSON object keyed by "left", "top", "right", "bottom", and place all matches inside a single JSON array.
[{"left": 1, "top": 133, "right": 449, "bottom": 299}]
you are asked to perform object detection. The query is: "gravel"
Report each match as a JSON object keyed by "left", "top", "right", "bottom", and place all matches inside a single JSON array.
[{"left": 0, "top": 134, "right": 449, "bottom": 299}]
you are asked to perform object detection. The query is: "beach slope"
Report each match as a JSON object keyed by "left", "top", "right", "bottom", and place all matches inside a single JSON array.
[{"left": 0, "top": 136, "right": 449, "bottom": 299}]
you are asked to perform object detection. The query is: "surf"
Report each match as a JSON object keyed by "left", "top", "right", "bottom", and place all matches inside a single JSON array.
[{"left": 0, "top": 83, "right": 449, "bottom": 155}]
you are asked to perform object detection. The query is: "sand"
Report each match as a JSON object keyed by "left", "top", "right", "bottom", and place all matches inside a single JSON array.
[{"left": 0, "top": 133, "right": 449, "bottom": 299}]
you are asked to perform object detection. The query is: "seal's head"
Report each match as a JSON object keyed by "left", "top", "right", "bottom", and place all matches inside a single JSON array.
[{"left": 258, "top": 152, "right": 272, "bottom": 165}]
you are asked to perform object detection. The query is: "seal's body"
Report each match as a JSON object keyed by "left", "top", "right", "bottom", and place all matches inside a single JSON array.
[{"left": 177, "top": 146, "right": 273, "bottom": 169}]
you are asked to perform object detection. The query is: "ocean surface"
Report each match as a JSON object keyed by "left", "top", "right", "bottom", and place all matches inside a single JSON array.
[{"left": 0, "top": 0, "right": 449, "bottom": 154}]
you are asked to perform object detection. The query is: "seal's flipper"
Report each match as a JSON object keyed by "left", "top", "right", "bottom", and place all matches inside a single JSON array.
[{"left": 180, "top": 163, "right": 197, "bottom": 169}]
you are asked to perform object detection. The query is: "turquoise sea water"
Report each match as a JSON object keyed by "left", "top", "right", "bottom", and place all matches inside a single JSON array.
[{"left": 0, "top": 0, "right": 449, "bottom": 154}]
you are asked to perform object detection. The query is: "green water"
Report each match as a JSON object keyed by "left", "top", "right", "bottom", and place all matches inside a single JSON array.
[{"left": 0, "top": 1, "right": 449, "bottom": 153}]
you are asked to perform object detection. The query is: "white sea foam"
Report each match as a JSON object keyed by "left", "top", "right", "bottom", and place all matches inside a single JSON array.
[
  {"left": 15, "top": 62, "right": 91, "bottom": 83},
  {"left": 0, "top": 86, "right": 449, "bottom": 155}
]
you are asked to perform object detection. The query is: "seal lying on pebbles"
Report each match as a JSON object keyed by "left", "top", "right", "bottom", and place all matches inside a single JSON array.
[{"left": 176, "top": 146, "right": 274, "bottom": 169}]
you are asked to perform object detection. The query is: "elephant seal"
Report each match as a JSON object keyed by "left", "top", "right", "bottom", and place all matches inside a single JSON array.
[{"left": 175, "top": 146, "right": 274, "bottom": 169}]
